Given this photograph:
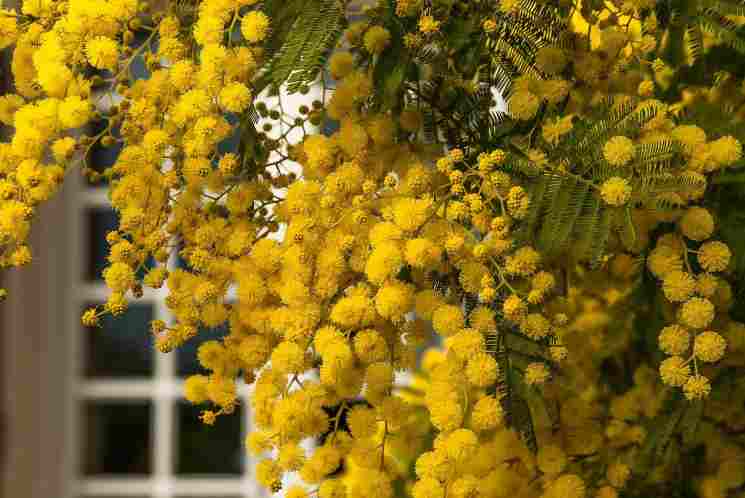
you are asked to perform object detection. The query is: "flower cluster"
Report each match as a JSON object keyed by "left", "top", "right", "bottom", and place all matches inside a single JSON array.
[
  {"left": 648, "top": 208, "right": 736, "bottom": 399},
  {"left": 3, "top": 0, "right": 745, "bottom": 497}
]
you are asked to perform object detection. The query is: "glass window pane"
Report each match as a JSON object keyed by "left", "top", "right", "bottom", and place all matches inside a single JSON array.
[
  {"left": 83, "top": 303, "right": 154, "bottom": 378},
  {"left": 177, "top": 324, "right": 229, "bottom": 377},
  {"left": 176, "top": 402, "right": 243, "bottom": 475},
  {"left": 83, "top": 401, "right": 152, "bottom": 475},
  {"left": 86, "top": 208, "right": 118, "bottom": 282},
  {"left": 86, "top": 118, "right": 123, "bottom": 187}
]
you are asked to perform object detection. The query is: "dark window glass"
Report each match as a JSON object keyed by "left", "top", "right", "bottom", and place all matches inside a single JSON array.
[
  {"left": 86, "top": 208, "right": 118, "bottom": 282},
  {"left": 177, "top": 323, "right": 229, "bottom": 377},
  {"left": 83, "top": 303, "right": 153, "bottom": 378},
  {"left": 83, "top": 401, "right": 152, "bottom": 475},
  {"left": 218, "top": 113, "right": 242, "bottom": 155},
  {"left": 176, "top": 402, "right": 243, "bottom": 475},
  {"left": 86, "top": 117, "right": 123, "bottom": 187}
]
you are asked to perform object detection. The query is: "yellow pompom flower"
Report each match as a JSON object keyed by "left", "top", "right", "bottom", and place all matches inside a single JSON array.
[
  {"left": 286, "top": 486, "right": 309, "bottom": 498},
  {"left": 219, "top": 82, "right": 252, "bottom": 113},
  {"left": 405, "top": 238, "right": 442, "bottom": 268},
  {"left": 412, "top": 477, "right": 445, "bottom": 498},
  {"left": 447, "top": 328, "right": 485, "bottom": 361},
  {"left": 672, "top": 125, "right": 706, "bottom": 155},
  {"left": 470, "top": 306, "right": 496, "bottom": 334},
  {"left": 499, "top": 0, "right": 521, "bottom": 13},
  {"left": 647, "top": 245, "right": 683, "bottom": 278},
  {"left": 329, "top": 51, "right": 355, "bottom": 79},
  {"left": 679, "top": 207, "right": 714, "bottom": 241},
  {"left": 184, "top": 374, "right": 210, "bottom": 404},
  {"left": 59, "top": 96, "right": 91, "bottom": 129},
  {"left": 432, "top": 304, "right": 464, "bottom": 336},
  {"left": 697, "top": 273, "right": 719, "bottom": 298},
  {"left": 347, "top": 405, "right": 378, "bottom": 439},
  {"left": 658, "top": 324, "right": 690, "bottom": 355},
  {"left": 545, "top": 474, "right": 586, "bottom": 498},
  {"left": 697, "top": 241, "right": 731, "bottom": 272},
  {"left": 246, "top": 431, "right": 274, "bottom": 455},
  {"left": 319, "top": 480, "right": 347, "bottom": 498},
  {"left": 542, "top": 115, "right": 574, "bottom": 146},
  {"left": 81, "top": 308, "right": 100, "bottom": 327},
  {"left": 241, "top": 11, "right": 270, "bottom": 43},
  {"left": 465, "top": 352, "right": 499, "bottom": 387},
  {"left": 271, "top": 341, "right": 306, "bottom": 375},
  {"left": 709, "top": 135, "right": 742, "bottom": 167},
  {"left": 330, "top": 294, "right": 376, "bottom": 329},
  {"left": 364, "top": 26, "right": 391, "bottom": 54},
  {"left": 393, "top": 197, "right": 431, "bottom": 232},
  {"left": 638, "top": 80, "right": 655, "bottom": 97},
  {"left": 525, "top": 362, "right": 550, "bottom": 385},
  {"left": 365, "top": 361, "right": 394, "bottom": 393},
  {"left": 607, "top": 463, "right": 631, "bottom": 488},
  {"left": 238, "top": 335, "right": 272, "bottom": 370},
  {"left": 445, "top": 428, "right": 478, "bottom": 463},
  {"left": 470, "top": 395, "right": 504, "bottom": 432},
  {"left": 418, "top": 15, "right": 440, "bottom": 34},
  {"left": 365, "top": 242, "right": 403, "bottom": 284},
  {"left": 414, "top": 290, "right": 444, "bottom": 321},
  {"left": 276, "top": 444, "right": 306, "bottom": 474},
  {"left": 600, "top": 177, "right": 632, "bottom": 206},
  {"left": 659, "top": 356, "right": 690, "bottom": 386},
  {"left": 375, "top": 281, "right": 414, "bottom": 322},
  {"left": 662, "top": 270, "right": 696, "bottom": 303},
  {"left": 506, "top": 185, "right": 530, "bottom": 219},
  {"left": 505, "top": 246, "right": 541, "bottom": 276},
  {"left": 206, "top": 375, "right": 237, "bottom": 408},
  {"left": 520, "top": 313, "right": 551, "bottom": 339},
  {"left": 679, "top": 297, "right": 715, "bottom": 330},
  {"left": 86, "top": 36, "right": 119, "bottom": 69},
  {"left": 0, "top": 8, "right": 18, "bottom": 50},
  {"left": 502, "top": 294, "right": 527, "bottom": 322},
  {"left": 353, "top": 329, "right": 388, "bottom": 364},
  {"left": 603, "top": 136, "right": 635, "bottom": 166},
  {"left": 256, "top": 459, "right": 282, "bottom": 491},
  {"left": 693, "top": 330, "right": 726, "bottom": 362},
  {"left": 105, "top": 292, "right": 128, "bottom": 317},
  {"left": 103, "top": 262, "right": 135, "bottom": 293},
  {"left": 683, "top": 374, "right": 711, "bottom": 400}
]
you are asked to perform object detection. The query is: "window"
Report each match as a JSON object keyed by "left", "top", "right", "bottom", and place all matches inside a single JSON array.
[
  {"left": 66, "top": 76, "right": 324, "bottom": 496},
  {"left": 67, "top": 143, "right": 265, "bottom": 498}
]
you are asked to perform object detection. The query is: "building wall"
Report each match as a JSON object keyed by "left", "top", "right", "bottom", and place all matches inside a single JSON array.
[
  {"left": 1, "top": 194, "right": 71, "bottom": 498},
  {"left": 1, "top": 1, "right": 72, "bottom": 495}
]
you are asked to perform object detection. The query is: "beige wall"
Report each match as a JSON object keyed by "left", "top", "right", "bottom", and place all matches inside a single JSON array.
[
  {"left": 1, "top": 192, "right": 71, "bottom": 498},
  {"left": 1, "top": 0, "right": 72, "bottom": 492}
]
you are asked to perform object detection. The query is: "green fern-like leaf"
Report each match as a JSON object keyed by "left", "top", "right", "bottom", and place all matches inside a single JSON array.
[
  {"left": 700, "top": 6, "right": 745, "bottom": 55},
  {"left": 257, "top": 0, "right": 345, "bottom": 94}
]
